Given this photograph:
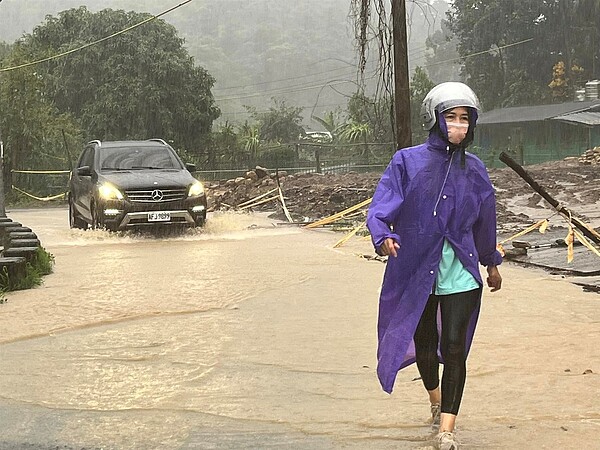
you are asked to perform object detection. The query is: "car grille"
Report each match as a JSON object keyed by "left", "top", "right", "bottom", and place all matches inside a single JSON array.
[{"left": 125, "top": 188, "right": 187, "bottom": 203}]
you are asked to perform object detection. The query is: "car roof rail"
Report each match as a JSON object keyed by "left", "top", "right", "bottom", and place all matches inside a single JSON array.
[
  {"left": 148, "top": 138, "right": 168, "bottom": 146},
  {"left": 87, "top": 140, "right": 102, "bottom": 147}
]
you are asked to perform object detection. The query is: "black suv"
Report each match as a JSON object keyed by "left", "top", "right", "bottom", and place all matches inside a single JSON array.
[{"left": 68, "top": 139, "right": 207, "bottom": 231}]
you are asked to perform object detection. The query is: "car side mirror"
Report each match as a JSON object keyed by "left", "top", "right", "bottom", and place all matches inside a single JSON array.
[
  {"left": 76, "top": 165, "right": 92, "bottom": 177},
  {"left": 185, "top": 163, "right": 196, "bottom": 172}
]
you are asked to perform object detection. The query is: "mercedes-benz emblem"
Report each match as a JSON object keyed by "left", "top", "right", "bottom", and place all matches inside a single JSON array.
[{"left": 150, "top": 189, "right": 164, "bottom": 201}]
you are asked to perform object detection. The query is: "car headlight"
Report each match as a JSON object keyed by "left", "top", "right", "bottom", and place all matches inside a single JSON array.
[
  {"left": 188, "top": 180, "right": 204, "bottom": 197},
  {"left": 98, "top": 183, "right": 124, "bottom": 200}
]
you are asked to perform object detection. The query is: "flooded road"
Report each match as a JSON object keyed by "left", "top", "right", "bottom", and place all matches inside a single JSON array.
[
  {"left": 0, "top": 208, "right": 598, "bottom": 449},
  {"left": 0, "top": 208, "right": 419, "bottom": 449}
]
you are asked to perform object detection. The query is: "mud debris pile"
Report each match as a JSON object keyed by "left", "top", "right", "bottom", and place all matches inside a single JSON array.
[
  {"left": 206, "top": 158, "right": 600, "bottom": 234},
  {"left": 206, "top": 169, "right": 378, "bottom": 222}
]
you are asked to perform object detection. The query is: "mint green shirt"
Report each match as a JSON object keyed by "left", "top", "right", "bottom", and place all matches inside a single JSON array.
[{"left": 435, "top": 239, "right": 480, "bottom": 295}]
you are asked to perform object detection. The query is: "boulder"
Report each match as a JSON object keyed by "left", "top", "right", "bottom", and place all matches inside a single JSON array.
[{"left": 255, "top": 166, "right": 270, "bottom": 179}]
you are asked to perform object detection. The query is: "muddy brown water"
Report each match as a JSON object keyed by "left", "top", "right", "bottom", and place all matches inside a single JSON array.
[
  {"left": 0, "top": 208, "right": 598, "bottom": 449},
  {"left": 0, "top": 208, "right": 421, "bottom": 449}
]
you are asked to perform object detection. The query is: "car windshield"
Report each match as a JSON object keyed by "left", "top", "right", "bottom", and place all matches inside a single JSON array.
[{"left": 99, "top": 146, "right": 183, "bottom": 171}]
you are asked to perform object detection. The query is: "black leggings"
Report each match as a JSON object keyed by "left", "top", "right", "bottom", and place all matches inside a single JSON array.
[{"left": 413, "top": 288, "right": 482, "bottom": 415}]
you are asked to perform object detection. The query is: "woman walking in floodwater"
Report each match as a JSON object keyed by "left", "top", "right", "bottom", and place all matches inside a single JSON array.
[{"left": 366, "top": 82, "right": 502, "bottom": 450}]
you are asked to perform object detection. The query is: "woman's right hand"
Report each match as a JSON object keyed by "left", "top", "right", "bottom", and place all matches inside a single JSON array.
[{"left": 379, "top": 238, "right": 400, "bottom": 258}]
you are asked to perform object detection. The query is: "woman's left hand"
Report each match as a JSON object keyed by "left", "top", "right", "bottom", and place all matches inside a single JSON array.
[{"left": 486, "top": 266, "right": 502, "bottom": 292}]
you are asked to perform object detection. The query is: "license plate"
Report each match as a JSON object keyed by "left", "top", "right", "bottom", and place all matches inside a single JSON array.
[{"left": 148, "top": 212, "right": 170, "bottom": 222}]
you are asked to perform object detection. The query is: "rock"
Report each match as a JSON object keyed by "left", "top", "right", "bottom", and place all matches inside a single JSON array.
[
  {"left": 255, "top": 166, "right": 270, "bottom": 179},
  {"left": 245, "top": 170, "right": 258, "bottom": 181},
  {"left": 234, "top": 177, "right": 246, "bottom": 185}
]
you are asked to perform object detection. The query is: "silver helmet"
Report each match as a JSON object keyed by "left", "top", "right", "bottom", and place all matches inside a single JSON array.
[{"left": 420, "top": 82, "right": 481, "bottom": 130}]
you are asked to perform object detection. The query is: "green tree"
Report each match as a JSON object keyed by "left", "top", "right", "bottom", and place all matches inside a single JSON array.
[
  {"left": 311, "top": 110, "right": 343, "bottom": 142},
  {"left": 0, "top": 45, "right": 81, "bottom": 197},
  {"left": 239, "top": 122, "right": 260, "bottom": 160},
  {"left": 15, "top": 7, "right": 220, "bottom": 154},
  {"left": 0, "top": 42, "right": 11, "bottom": 61},
  {"left": 346, "top": 92, "right": 394, "bottom": 144},
  {"left": 212, "top": 121, "right": 242, "bottom": 165},
  {"left": 409, "top": 66, "right": 435, "bottom": 143},
  {"left": 246, "top": 98, "right": 304, "bottom": 143},
  {"left": 339, "top": 120, "right": 372, "bottom": 162},
  {"left": 447, "top": 0, "right": 599, "bottom": 109},
  {"left": 424, "top": 20, "right": 462, "bottom": 84}
]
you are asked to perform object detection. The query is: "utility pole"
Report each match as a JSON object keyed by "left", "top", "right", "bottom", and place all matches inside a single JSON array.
[{"left": 392, "top": 0, "right": 412, "bottom": 150}]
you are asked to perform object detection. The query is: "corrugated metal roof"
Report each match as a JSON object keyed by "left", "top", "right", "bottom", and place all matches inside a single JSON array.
[
  {"left": 478, "top": 100, "right": 600, "bottom": 124},
  {"left": 551, "top": 111, "right": 600, "bottom": 126}
]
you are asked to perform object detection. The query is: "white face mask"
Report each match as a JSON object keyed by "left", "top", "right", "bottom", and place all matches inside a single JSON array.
[
  {"left": 446, "top": 122, "right": 469, "bottom": 144},
  {"left": 445, "top": 122, "right": 468, "bottom": 129}
]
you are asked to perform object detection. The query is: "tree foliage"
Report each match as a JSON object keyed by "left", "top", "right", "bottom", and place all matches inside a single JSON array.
[
  {"left": 9, "top": 7, "right": 220, "bottom": 154},
  {"left": 346, "top": 92, "right": 394, "bottom": 144},
  {"left": 409, "top": 66, "right": 435, "bottom": 143},
  {"left": 446, "top": 0, "right": 600, "bottom": 109},
  {"left": 424, "top": 20, "right": 461, "bottom": 84},
  {"left": 245, "top": 98, "right": 304, "bottom": 143},
  {"left": 0, "top": 43, "right": 81, "bottom": 196}
]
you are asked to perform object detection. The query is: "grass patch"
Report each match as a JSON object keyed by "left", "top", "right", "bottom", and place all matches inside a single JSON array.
[{"left": 0, "top": 247, "right": 55, "bottom": 302}]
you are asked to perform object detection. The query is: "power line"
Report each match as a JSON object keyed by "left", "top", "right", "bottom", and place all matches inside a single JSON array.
[
  {"left": 424, "top": 37, "right": 534, "bottom": 68},
  {"left": 0, "top": 0, "right": 193, "bottom": 73},
  {"left": 215, "top": 78, "right": 364, "bottom": 102},
  {"left": 214, "top": 65, "right": 361, "bottom": 92},
  {"left": 215, "top": 39, "right": 533, "bottom": 104}
]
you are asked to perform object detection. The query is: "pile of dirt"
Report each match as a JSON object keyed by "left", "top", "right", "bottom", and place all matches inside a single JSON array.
[
  {"left": 206, "top": 170, "right": 379, "bottom": 222},
  {"left": 205, "top": 157, "right": 600, "bottom": 234}
]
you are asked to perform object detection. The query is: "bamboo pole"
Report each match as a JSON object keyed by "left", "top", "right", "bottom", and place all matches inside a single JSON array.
[
  {"left": 238, "top": 195, "right": 279, "bottom": 210},
  {"left": 278, "top": 187, "right": 293, "bottom": 222},
  {"left": 304, "top": 198, "right": 372, "bottom": 228},
  {"left": 333, "top": 222, "right": 365, "bottom": 248},
  {"left": 236, "top": 188, "right": 278, "bottom": 208}
]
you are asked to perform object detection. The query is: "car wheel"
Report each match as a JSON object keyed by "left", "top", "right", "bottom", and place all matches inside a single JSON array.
[
  {"left": 69, "top": 197, "right": 87, "bottom": 229},
  {"left": 194, "top": 217, "right": 205, "bottom": 227},
  {"left": 104, "top": 222, "right": 118, "bottom": 232}
]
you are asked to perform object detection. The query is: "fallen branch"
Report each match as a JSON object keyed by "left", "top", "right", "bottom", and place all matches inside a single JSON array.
[{"left": 499, "top": 152, "right": 600, "bottom": 246}]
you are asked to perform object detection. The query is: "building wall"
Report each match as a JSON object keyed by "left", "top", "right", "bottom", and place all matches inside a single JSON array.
[{"left": 473, "top": 121, "right": 598, "bottom": 167}]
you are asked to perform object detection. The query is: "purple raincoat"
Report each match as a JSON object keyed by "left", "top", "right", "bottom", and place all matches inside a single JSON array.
[{"left": 366, "top": 131, "right": 503, "bottom": 394}]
